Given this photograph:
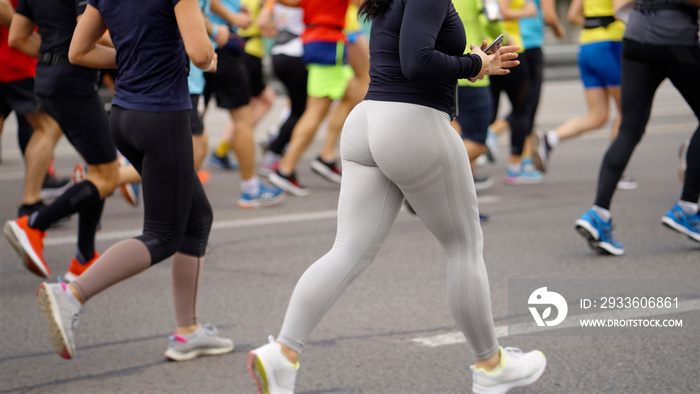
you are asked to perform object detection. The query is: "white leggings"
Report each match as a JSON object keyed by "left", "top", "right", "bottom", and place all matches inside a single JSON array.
[{"left": 278, "top": 100, "right": 499, "bottom": 360}]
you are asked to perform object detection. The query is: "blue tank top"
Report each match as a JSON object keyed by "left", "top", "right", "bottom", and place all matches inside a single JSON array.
[{"left": 88, "top": 0, "right": 191, "bottom": 111}]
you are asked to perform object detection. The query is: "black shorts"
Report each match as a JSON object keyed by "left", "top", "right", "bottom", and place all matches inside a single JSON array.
[
  {"left": 37, "top": 92, "right": 117, "bottom": 165},
  {"left": 204, "top": 48, "right": 251, "bottom": 110},
  {"left": 0, "top": 78, "right": 39, "bottom": 116},
  {"left": 190, "top": 94, "right": 204, "bottom": 135},
  {"left": 0, "top": 95, "right": 11, "bottom": 118},
  {"left": 242, "top": 52, "right": 266, "bottom": 98}
]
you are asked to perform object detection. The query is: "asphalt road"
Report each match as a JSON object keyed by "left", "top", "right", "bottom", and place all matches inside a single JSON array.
[{"left": 1, "top": 78, "right": 698, "bottom": 393}]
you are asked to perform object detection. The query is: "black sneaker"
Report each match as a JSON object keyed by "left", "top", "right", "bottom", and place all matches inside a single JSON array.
[
  {"left": 207, "top": 152, "right": 238, "bottom": 170},
  {"left": 310, "top": 157, "right": 341, "bottom": 184},
  {"left": 268, "top": 170, "right": 310, "bottom": 197},
  {"left": 40, "top": 175, "right": 72, "bottom": 199}
]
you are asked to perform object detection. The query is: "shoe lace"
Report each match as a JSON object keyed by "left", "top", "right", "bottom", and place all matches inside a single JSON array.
[
  {"left": 202, "top": 324, "right": 219, "bottom": 336},
  {"left": 597, "top": 217, "right": 616, "bottom": 242},
  {"left": 268, "top": 335, "right": 276, "bottom": 344},
  {"left": 503, "top": 347, "right": 523, "bottom": 359}
]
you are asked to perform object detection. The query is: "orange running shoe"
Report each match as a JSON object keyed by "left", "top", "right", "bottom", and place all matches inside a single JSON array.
[
  {"left": 3, "top": 216, "right": 50, "bottom": 278},
  {"left": 64, "top": 252, "right": 100, "bottom": 282},
  {"left": 197, "top": 170, "right": 210, "bottom": 185}
]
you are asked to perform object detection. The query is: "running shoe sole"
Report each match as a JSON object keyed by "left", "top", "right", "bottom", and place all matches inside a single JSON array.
[
  {"left": 530, "top": 132, "right": 547, "bottom": 173},
  {"left": 165, "top": 343, "right": 234, "bottom": 362},
  {"left": 310, "top": 160, "right": 341, "bottom": 184},
  {"left": 504, "top": 176, "right": 543, "bottom": 185},
  {"left": 661, "top": 216, "right": 700, "bottom": 243},
  {"left": 238, "top": 193, "right": 286, "bottom": 210},
  {"left": 473, "top": 357, "right": 547, "bottom": 394},
  {"left": 247, "top": 351, "right": 273, "bottom": 394},
  {"left": 4, "top": 220, "right": 50, "bottom": 278},
  {"left": 36, "top": 283, "right": 74, "bottom": 359},
  {"left": 574, "top": 219, "right": 624, "bottom": 256}
]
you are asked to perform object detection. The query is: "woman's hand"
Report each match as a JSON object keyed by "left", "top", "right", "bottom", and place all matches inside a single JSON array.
[{"left": 467, "top": 41, "right": 520, "bottom": 83}]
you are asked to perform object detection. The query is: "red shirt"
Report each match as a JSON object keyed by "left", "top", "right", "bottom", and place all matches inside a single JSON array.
[
  {"left": 299, "top": 0, "right": 348, "bottom": 44},
  {"left": 0, "top": 0, "right": 37, "bottom": 83}
]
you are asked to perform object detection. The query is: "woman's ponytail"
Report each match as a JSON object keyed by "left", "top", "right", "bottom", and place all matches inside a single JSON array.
[{"left": 358, "top": 0, "right": 393, "bottom": 21}]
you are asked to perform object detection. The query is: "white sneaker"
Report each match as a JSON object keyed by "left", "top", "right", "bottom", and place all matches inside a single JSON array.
[
  {"left": 164, "top": 324, "right": 234, "bottom": 361},
  {"left": 36, "top": 281, "right": 82, "bottom": 359},
  {"left": 472, "top": 347, "right": 546, "bottom": 394},
  {"left": 616, "top": 174, "right": 638, "bottom": 191},
  {"left": 247, "top": 336, "right": 299, "bottom": 394}
]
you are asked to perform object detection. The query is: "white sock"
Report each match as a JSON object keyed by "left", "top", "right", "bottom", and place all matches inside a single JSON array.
[
  {"left": 262, "top": 151, "right": 281, "bottom": 166},
  {"left": 546, "top": 130, "right": 560, "bottom": 147},
  {"left": 241, "top": 176, "right": 261, "bottom": 195},
  {"left": 678, "top": 200, "right": 698, "bottom": 215},
  {"left": 592, "top": 205, "right": 611, "bottom": 222}
]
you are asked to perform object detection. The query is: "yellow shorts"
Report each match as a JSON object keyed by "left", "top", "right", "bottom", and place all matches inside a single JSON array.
[{"left": 306, "top": 63, "right": 354, "bottom": 100}]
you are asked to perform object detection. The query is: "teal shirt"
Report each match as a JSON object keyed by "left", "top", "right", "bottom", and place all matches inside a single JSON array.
[
  {"left": 188, "top": 0, "right": 213, "bottom": 95},
  {"left": 521, "top": 0, "right": 544, "bottom": 50}
]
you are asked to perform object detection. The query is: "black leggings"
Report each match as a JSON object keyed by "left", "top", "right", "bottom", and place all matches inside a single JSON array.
[
  {"left": 110, "top": 106, "right": 213, "bottom": 263},
  {"left": 521, "top": 47, "right": 544, "bottom": 136},
  {"left": 595, "top": 39, "right": 700, "bottom": 209},
  {"left": 269, "top": 53, "right": 308, "bottom": 155},
  {"left": 489, "top": 53, "right": 531, "bottom": 156}
]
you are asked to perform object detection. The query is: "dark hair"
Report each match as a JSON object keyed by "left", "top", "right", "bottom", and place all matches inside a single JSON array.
[{"left": 358, "top": 0, "right": 393, "bottom": 21}]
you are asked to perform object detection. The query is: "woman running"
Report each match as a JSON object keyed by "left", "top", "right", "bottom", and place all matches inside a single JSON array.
[
  {"left": 247, "top": 0, "right": 546, "bottom": 393},
  {"left": 31, "top": 0, "right": 233, "bottom": 361}
]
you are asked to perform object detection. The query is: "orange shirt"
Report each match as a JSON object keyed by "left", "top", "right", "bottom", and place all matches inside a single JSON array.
[{"left": 299, "top": 0, "right": 348, "bottom": 44}]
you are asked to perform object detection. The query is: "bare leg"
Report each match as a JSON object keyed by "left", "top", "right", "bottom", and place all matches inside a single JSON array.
[
  {"left": 118, "top": 164, "right": 141, "bottom": 185},
  {"left": 319, "top": 78, "right": 365, "bottom": 161},
  {"left": 250, "top": 87, "right": 276, "bottom": 126},
  {"left": 85, "top": 161, "right": 120, "bottom": 199},
  {"left": 228, "top": 105, "right": 256, "bottom": 180},
  {"left": 22, "top": 111, "right": 62, "bottom": 205},
  {"left": 554, "top": 87, "right": 610, "bottom": 142},
  {"left": 277, "top": 96, "right": 333, "bottom": 174}
]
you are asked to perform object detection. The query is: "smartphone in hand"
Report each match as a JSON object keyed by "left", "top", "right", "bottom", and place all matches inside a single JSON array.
[{"left": 484, "top": 34, "right": 504, "bottom": 55}]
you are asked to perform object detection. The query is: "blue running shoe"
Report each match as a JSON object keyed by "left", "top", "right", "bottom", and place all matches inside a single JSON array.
[
  {"left": 238, "top": 184, "right": 286, "bottom": 209},
  {"left": 661, "top": 204, "right": 700, "bottom": 244},
  {"left": 207, "top": 152, "right": 239, "bottom": 170},
  {"left": 575, "top": 208, "right": 625, "bottom": 255},
  {"left": 504, "top": 168, "right": 543, "bottom": 185}
]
